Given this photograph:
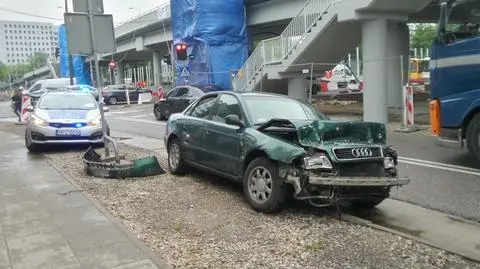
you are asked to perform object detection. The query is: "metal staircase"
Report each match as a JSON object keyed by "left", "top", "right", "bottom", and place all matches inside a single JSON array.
[{"left": 233, "top": 0, "right": 339, "bottom": 92}]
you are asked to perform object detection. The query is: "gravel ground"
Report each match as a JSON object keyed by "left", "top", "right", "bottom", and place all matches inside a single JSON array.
[{"left": 44, "top": 144, "right": 480, "bottom": 269}]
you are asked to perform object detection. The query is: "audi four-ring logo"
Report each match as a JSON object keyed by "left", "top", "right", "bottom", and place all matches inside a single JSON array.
[{"left": 351, "top": 148, "right": 373, "bottom": 158}]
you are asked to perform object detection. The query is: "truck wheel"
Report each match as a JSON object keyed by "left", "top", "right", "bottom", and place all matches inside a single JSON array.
[
  {"left": 243, "top": 157, "right": 287, "bottom": 213},
  {"left": 466, "top": 113, "right": 480, "bottom": 163}
]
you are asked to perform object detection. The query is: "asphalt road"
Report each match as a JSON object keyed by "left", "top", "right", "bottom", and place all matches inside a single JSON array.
[{"left": 2, "top": 101, "right": 480, "bottom": 223}]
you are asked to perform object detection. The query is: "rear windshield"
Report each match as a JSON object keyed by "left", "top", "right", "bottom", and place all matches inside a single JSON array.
[{"left": 38, "top": 94, "right": 97, "bottom": 110}]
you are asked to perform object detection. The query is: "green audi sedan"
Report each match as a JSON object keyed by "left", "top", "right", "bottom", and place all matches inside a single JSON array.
[{"left": 164, "top": 91, "right": 409, "bottom": 213}]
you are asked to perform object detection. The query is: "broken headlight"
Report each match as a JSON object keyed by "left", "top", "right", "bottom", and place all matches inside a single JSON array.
[
  {"left": 304, "top": 154, "right": 333, "bottom": 170},
  {"left": 383, "top": 146, "right": 398, "bottom": 169}
]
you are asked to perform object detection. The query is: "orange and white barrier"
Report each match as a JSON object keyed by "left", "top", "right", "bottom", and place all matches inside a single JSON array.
[
  {"left": 20, "top": 95, "right": 32, "bottom": 123},
  {"left": 403, "top": 84, "right": 415, "bottom": 126}
]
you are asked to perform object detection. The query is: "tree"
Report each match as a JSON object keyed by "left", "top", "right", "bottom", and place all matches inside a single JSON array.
[
  {"left": 0, "top": 62, "right": 9, "bottom": 82},
  {"left": 28, "top": 52, "right": 48, "bottom": 70},
  {"left": 411, "top": 24, "right": 437, "bottom": 50}
]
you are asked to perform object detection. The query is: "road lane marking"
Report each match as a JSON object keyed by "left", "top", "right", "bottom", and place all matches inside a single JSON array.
[
  {"left": 107, "top": 109, "right": 144, "bottom": 115},
  {"left": 398, "top": 157, "right": 480, "bottom": 173},
  {"left": 131, "top": 114, "right": 150, "bottom": 118},
  {"left": 399, "top": 158, "right": 480, "bottom": 176},
  {"left": 110, "top": 116, "right": 166, "bottom": 126}
]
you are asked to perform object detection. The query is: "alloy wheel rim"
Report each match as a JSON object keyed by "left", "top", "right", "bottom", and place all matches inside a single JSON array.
[
  {"left": 169, "top": 143, "right": 179, "bottom": 170},
  {"left": 247, "top": 166, "right": 273, "bottom": 204}
]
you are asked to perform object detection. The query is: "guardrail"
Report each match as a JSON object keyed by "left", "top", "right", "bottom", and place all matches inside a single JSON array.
[
  {"left": 114, "top": 4, "right": 171, "bottom": 38},
  {"left": 232, "top": 0, "right": 336, "bottom": 91}
]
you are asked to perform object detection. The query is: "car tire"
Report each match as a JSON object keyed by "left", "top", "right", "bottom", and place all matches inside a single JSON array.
[
  {"left": 107, "top": 96, "right": 117, "bottom": 105},
  {"left": 154, "top": 105, "right": 166, "bottom": 121},
  {"left": 243, "top": 157, "right": 287, "bottom": 213},
  {"left": 25, "top": 131, "right": 42, "bottom": 153},
  {"left": 466, "top": 113, "right": 480, "bottom": 163},
  {"left": 351, "top": 197, "right": 385, "bottom": 209},
  {"left": 167, "top": 137, "right": 186, "bottom": 175}
]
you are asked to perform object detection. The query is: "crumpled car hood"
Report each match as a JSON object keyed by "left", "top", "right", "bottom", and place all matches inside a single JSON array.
[
  {"left": 257, "top": 118, "right": 386, "bottom": 148},
  {"left": 292, "top": 119, "right": 386, "bottom": 147}
]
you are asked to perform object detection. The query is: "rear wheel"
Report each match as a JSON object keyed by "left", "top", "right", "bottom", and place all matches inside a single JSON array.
[
  {"left": 466, "top": 113, "right": 480, "bottom": 163},
  {"left": 25, "top": 130, "right": 43, "bottom": 153},
  {"left": 243, "top": 157, "right": 287, "bottom": 213},
  {"left": 167, "top": 137, "right": 186, "bottom": 175}
]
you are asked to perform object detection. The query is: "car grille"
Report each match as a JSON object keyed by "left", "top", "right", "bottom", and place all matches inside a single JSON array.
[
  {"left": 336, "top": 162, "right": 385, "bottom": 177},
  {"left": 333, "top": 146, "right": 383, "bottom": 161},
  {"left": 49, "top": 122, "right": 87, "bottom": 128}
]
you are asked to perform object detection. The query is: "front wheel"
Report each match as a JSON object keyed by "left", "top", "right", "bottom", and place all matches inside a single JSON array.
[
  {"left": 107, "top": 96, "right": 118, "bottom": 105},
  {"left": 466, "top": 113, "right": 480, "bottom": 164},
  {"left": 243, "top": 157, "right": 287, "bottom": 213},
  {"left": 25, "top": 130, "right": 43, "bottom": 153}
]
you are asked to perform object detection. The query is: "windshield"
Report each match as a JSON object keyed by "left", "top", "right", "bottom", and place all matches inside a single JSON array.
[
  {"left": 243, "top": 96, "right": 327, "bottom": 125},
  {"left": 38, "top": 94, "right": 97, "bottom": 110}
]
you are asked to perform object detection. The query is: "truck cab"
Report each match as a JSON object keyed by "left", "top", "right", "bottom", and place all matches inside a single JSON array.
[{"left": 429, "top": 0, "right": 480, "bottom": 163}]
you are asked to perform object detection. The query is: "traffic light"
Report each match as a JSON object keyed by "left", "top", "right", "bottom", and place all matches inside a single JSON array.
[
  {"left": 175, "top": 43, "right": 188, "bottom": 61},
  {"left": 55, "top": 47, "right": 59, "bottom": 59},
  {"left": 109, "top": 61, "right": 116, "bottom": 70},
  {"left": 163, "top": 54, "right": 171, "bottom": 65}
]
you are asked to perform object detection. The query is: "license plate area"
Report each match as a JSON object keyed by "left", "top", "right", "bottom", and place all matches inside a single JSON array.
[{"left": 55, "top": 129, "right": 81, "bottom": 136}]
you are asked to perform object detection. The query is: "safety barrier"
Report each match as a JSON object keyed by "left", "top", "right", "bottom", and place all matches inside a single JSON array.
[{"left": 20, "top": 95, "right": 31, "bottom": 124}]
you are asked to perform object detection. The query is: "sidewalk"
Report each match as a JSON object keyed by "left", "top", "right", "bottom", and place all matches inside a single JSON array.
[{"left": 0, "top": 131, "right": 167, "bottom": 269}]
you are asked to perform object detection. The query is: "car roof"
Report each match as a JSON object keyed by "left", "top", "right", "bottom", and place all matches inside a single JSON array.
[
  {"left": 202, "top": 91, "right": 302, "bottom": 101},
  {"left": 43, "top": 91, "right": 92, "bottom": 96}
]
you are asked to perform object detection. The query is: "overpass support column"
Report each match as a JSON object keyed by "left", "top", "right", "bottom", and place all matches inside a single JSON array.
[
  {"left": 288, "top": 77, "right": 308, "bottom": 101},
  {"left": 114, "top": 62, "right": 124, "bottom": 85},
  {"left": 386, "top": 22, "right": 409, "bottom": 108},
  {"left": 362, "top": 19, "right": 388, "bottom": 124},
  {"left": 152, "top": 51, "right": 162, "bottom": 87}
]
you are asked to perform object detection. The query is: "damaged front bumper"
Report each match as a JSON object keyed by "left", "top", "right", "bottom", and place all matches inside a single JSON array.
[{"left": 308, "top": 175, "right": 410, "bottom": 187}]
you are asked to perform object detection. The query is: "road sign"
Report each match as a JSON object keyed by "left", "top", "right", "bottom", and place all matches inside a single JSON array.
[
  {"left": 73, "top": 0, "right": 104, "bottom": 14},
  {"left": 64, "top": 13, "right": 116, "bottom": 54},
  {"left": 181, "top": 67, "right": 190, "bottom": 77}
]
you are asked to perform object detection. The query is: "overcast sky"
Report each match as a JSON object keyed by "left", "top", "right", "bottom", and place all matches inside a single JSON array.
[{"left": 0, "top": 0, "right": 168, "bottom": 25}]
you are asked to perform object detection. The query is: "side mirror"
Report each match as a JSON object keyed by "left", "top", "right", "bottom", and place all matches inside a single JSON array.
[
  {"left": 225, "top": 114, "right": 244, "bottom": 128},
  {"left": 25, "top": 106, "right": 34, "bottom": 112}
]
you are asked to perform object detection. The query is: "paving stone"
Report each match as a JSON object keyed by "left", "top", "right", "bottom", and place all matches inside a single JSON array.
[
  {"left": 111, "top": 259, "right": 159, "bottom": 269},
  {"left": 0, "top": 200, "right": 51, "bottom": 226},
  {"left": 50, "top": 204, "right": 112, "bottom": 236},
  {"left": 74, "top": 241, "right": 147, "bottom": 269},
  {"left": 10, "top": 244, "right": 81, "bottom": 269}
]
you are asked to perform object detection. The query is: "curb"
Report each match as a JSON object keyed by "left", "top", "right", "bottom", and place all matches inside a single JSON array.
[
  {"left": 341, "top": 213, "right": 480, "bottom": 263},
  {"left": 44, "top": 153, "right": 172, "bottom": 269}
]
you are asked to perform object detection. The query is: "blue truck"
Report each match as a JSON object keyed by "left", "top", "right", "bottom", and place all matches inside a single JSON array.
[{"left": 429, "top": 0, "right": 480, "bottom": 163}]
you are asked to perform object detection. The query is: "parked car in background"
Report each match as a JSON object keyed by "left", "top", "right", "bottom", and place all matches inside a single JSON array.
[
  {"left": 101, "top": 84, "right": 151, "bottom": 105},
  {"left": 164, "top": 92, "right": 409, "bottom": 213},
  {"left": 193, "top": 84, "right": 226, "bottom": 92},
  {"left": 153, "top": 85, "right": 205, "bottom": 120},
  {"left": 27, "top": 78, "right": 75, "bottom": 106},
  {"left": 24, "top": 91, "right": 110, "bottom": 153}
]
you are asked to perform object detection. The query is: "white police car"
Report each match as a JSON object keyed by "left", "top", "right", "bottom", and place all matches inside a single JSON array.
[{"left": 24, "top": 91, "right": 109, "bottom": 152}]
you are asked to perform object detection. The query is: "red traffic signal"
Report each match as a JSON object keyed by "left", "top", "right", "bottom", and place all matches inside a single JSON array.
[{"left": 175, "top": 43, "right": 188, "bottom": 61}]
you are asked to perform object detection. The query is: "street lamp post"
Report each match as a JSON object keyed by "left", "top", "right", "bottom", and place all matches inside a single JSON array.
[{"left": 64, "top": 0, "right": 75, "bottom": 85}]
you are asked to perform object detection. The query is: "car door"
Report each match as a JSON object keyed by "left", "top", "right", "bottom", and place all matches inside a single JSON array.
[
  {"left": 171, "top": 87, "right": 191, "bottom": 113},
  {"left": 159, "top": 88, "right": 178, "bottom": 117},
  {"left": 202, "top": 93, "right": 244, "bottom": 177},
  {"left": 128, "top": 86, "right": 139, "bottom": 101},
  {"left": 113, "top": 86, "right": 127, "bottom": 102},
  {"left": 181, "top": 94, "right": 219, "bottom": 166}
]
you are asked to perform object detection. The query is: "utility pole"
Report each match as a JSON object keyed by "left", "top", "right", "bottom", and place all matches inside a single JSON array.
[
  {"left": 64, "top": 0, "right": 75, "bottom": 85},
  {"left": 88, "top": 0, "right": 109, "bottom": 157}
]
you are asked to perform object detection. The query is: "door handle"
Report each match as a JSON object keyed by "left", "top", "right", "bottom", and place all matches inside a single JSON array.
[{"left": 205, "top": 130, "right": 210, "bottom": 135}]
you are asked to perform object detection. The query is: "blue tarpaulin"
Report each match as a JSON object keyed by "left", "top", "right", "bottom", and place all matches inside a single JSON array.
[
  {"left": 58, "top": 24, "right": 92, "bottom": 86},
  {"left": 171, "top": 0, "right": 248, "bottom": 90}
]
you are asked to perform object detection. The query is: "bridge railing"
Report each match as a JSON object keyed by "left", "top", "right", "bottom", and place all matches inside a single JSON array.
[{"left": 232, "top": 0, "right": 336, "bottom": 91}]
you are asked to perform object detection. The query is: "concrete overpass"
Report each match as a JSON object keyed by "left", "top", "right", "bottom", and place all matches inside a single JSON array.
[{"left": 104, "top": 0, "right": 470, "bottom": 123}]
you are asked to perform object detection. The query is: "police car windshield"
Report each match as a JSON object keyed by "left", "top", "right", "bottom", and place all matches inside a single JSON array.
[{"left": 38, "top": 94, "right": 97, "bottom": 110}]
